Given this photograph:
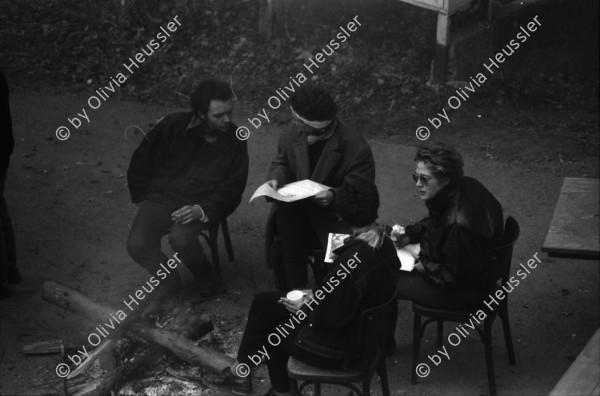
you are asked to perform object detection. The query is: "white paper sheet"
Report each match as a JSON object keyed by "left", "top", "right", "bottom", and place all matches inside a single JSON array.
[
  {"left": 249, "top": 179, "right": 330, "bottom": 203},
  {"left": 397, "top": 243, "right": 421, "bottom": 272}
]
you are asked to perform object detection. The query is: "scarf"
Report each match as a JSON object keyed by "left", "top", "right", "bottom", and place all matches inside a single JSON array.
[{"left": 351, "top": 223, "right": 387, "bottom": 250}]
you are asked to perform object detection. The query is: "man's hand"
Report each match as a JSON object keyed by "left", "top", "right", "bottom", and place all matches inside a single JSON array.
[
  {"left": 267, "top": 179, "right": 278, "bottom": 190},
  {"left": 311, "top": 190, "right": 334, "bottom": 207},
  {"left": 171, "top": 205, "right": 206, "bottom": 225}
]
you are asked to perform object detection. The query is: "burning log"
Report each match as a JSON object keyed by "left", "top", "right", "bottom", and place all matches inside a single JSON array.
[{"left": 42, "top": 281, "right": 234, "bottom": 395}]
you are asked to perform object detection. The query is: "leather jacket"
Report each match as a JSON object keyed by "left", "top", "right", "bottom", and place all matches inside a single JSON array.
[{"left": 405, "top": 176, "right": 504, "bottom": 290}]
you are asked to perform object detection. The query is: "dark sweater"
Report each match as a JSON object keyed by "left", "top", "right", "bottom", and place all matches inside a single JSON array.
[{"left": 127, "top": 112, "right": 249, "bottom": 222}]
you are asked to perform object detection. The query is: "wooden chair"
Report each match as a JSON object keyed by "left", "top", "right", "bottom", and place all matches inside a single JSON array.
[
  {"left": 197, "top": 218, "right": 234, "bottom": 293},
  {"left": 286, "top": 289, "right": 397, "bottom": 396},
  {"left": 411, "top": 216, "right": 520, "bottom": 396},
  {"left": 308, "top": 249, "right": 328, "bottom": 284}
]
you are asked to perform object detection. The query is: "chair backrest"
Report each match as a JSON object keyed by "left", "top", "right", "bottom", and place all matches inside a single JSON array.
[
  {"left": 484, "top": 216, "right": 520, "bottom": 291},
  {"left": 357, "top": 284, "right": 399, "bottom": 368}
]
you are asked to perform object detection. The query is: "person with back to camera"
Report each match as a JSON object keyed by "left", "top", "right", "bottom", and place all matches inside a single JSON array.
[
  {"left": 202, "top": 183, "right": 400, "bottom": 396},
  {"left": 387, "top": 142, "right": 504, "bottom": 347}
]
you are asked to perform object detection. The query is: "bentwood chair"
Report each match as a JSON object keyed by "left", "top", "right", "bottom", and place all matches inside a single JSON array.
[
  {"left": 286, "top": 287, "right": 398, "bottom": 396},
  {"left": 308, "top": 249, "right": 328, "bottom": 283},
  {"left": 197, "top": 218, "right": 235, "bottom": 293},
  {"left": 411, "top": 216, "right": 520, "bottom": 396}
]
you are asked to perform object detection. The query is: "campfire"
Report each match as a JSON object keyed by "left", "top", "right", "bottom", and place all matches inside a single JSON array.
[{"left": 31, "top": 281, "right": 239, "bottom": 395}]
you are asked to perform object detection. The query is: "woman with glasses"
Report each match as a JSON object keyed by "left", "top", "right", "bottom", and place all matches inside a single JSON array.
[{"left": 388, "top": 143, "right": 504, "bottom": 342}]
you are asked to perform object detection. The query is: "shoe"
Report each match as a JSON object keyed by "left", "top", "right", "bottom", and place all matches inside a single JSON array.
[
  {"left": 8, "top": 268, "right": 21, "bottom": 285},
  {"left": 201, "top": 370, "right": 252, "bottom": 395},
  {"left": 0, "top": 284, "right": 11, "bottom": 299}
]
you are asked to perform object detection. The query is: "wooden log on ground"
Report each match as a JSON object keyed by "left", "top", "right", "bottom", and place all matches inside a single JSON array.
[
  {"left": 22, "top": 340, "right": 78, "bottom": 355},
  {"left": 42, "top": 281, "right": 114, "bottom": 323},
  {"left": 44, "top": 280, "right": 174, "bottom": 378},
  {"left": 42, "top": 281, "right": 233, "bottom": 374},
  {"left": 51, "top": 282, "right": 215, "bottom": 396},
  {"left": 129, "top": 322, "right": 233, "bottom": 370},
  {"left": 67, "top": 347, "right": 165, "bottom": 396}
]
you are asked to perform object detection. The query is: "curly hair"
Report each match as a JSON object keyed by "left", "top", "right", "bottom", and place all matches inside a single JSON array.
[
  {"left": 415, "top": 142, "right": 464, "bottom": 182},
  {"left": 289, "top": 85, "right": 337, "bottom": 121},
  {"left": 335, "top": 183, "right": 380, "bottom": 227},
  {"left": 189, "top": 77, "right": 232, "bottom": 115}
]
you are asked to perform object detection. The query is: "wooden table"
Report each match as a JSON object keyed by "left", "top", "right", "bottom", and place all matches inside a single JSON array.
[
  {"left": 542, "top": 178, "right": 600, "bottom": 260},
  {"left": 544, "top": 178, "right": 599, "bottom": 395},
  {"left": 549, "top": 329, "right": 600, "bottom": 396}
]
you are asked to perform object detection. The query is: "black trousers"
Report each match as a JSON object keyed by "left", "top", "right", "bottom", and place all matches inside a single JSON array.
[
  {"left": 237, "top": 292, "right": 344, "bottom": 392},
  {"left": 396, "top": 271, "right": 482, "bottom": 308},
  {"left": 0, "top": 172, "right": 17, "bottom": 287},
  {"left": 387, "top": 271, "right": 484, "bottom": 341},
  {"left": 126, "top": 196, "right": 212, "bottom": 287},
  {"left": 271, "top": 203, "right": 322, "bottom": 291}
]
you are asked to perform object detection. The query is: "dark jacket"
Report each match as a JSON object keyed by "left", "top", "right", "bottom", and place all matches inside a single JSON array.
[
  {"left": 127, "top": 112, "right": 249, "bottom": 222},
  {"left": 0, "top": 70, "right": 13, "bottom": 175},
  {"left": 264, "top": 119, "right": 376, "bottom": 267},
  {"left": 295, "top": 234, "right": 400, "bottom": 361},
  {"left": 405, "top": 176, "right": 504, "bottom": 290}
]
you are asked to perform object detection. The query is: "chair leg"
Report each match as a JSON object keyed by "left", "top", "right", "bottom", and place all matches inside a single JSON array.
[
  {"left": 500, "top": 302, "right": 516, "bottom": 365},
  {"left": 377, "top": 359, "right": 391, "bottom": 396},
  {"left": 411, "top": 312, "right": 422, "bottom": 384},
  {"left": 307, "top": 258, "right": 319, "bottom": 285},
  {"left": 289, "top": 379, "right": 300, "bottom": 396},
  {"left": 209, "top": 228, "right": 225, "bottom": 293},
  {"left": 437, "top": 320, "right": 444, "bottom": 348},
  {"left": 362, "top": 375, "right": 371, "bottom": 396},
  {"left": 314, "top": 382, "right": 321, "bottom": 396},
  {"left": 221, "top": 219, "right": 235, "bottom": 261},
  {"left": 483, "top": 318, "right": 497, "bottom": 396}
]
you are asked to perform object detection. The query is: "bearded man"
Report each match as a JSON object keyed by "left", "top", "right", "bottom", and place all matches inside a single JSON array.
[{"left": 127, "top": 77, "right": 249, "bottom": 296}]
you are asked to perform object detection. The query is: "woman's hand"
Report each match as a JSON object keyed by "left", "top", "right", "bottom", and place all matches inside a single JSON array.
[
  {"left": 394, "top": 235, "right": 412, "bottom": 249},
  {"left": 413, "top": 262, "right": 426, "bottom": 274},
  {"left": 279, "top": 296, "right": 303, "bottom": 313},
  {"left": 278, "top": 289, "right": 313, "bottom": 314}
]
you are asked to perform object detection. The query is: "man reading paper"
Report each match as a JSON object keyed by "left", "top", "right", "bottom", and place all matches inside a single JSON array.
[{"left": 265, "top": 85, "right": 376, "bottom": 290}]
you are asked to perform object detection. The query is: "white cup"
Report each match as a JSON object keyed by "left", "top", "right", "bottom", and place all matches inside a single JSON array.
[{"left": 286, "top": 290, "right": 305, "bottom": 301}]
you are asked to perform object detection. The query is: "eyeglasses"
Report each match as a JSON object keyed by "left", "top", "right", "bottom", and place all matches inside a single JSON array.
[{"left": 412, "top": 173, "right": 432, "bottom": 185}]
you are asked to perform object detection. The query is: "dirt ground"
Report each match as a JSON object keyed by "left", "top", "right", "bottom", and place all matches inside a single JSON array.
[{"left": 0, "top": 78, "right": 597, "bottom": 396}]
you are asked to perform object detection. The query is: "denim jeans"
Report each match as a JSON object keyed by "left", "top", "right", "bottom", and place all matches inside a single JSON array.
[{"left": 126, "top": 195, "right": 213, "bottom": 286}]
